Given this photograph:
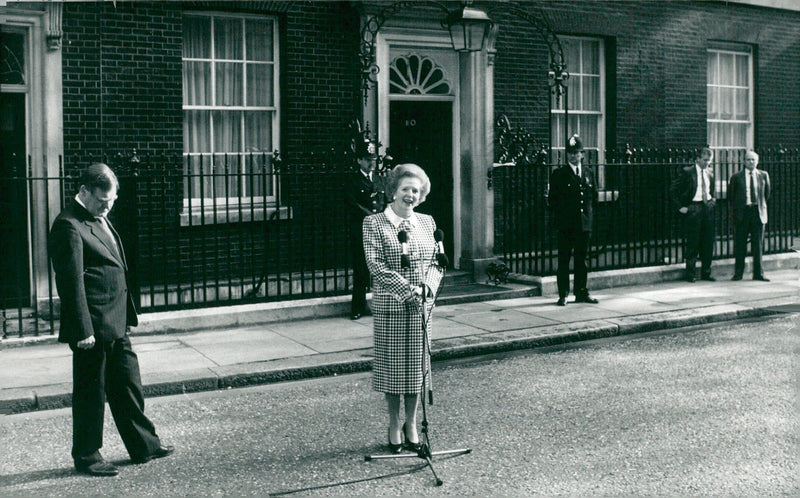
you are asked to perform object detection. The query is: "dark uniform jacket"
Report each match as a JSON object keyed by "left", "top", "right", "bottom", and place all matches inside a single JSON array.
[
  {"left": 548, "top": 164, "right": 598, "bottom": 232},
  {"left": 345, "top": 171, "right": 387, "bottom": 226},
  {"left": 49, "top": 199, "right": 138, "bottom": 345}
]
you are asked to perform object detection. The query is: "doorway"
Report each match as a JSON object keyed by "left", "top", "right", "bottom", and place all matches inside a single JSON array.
[
  {"left": 389, "top": 100, "right": 454, "bottom": 260},
  {"left": 0, "top": 92, "right": 30, "bottom": 307}
]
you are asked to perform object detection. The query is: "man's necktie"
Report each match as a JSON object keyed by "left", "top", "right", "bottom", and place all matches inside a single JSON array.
[
  {"left": 749, "top": 172, "right": 757, "bottom": 205},
  {"left": 576, "top": 166, "right": 581, "bottom": 178},
  {"left": 701, "top": 170, "right": 709, "bottom": 202},
  {"left": 99, "top": 217, "right": 120, "bottom": 258}
]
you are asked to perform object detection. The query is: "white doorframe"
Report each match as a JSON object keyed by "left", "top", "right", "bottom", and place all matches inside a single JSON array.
[{"left": 375, "top": 29, "right": 462, "bottom": 268}]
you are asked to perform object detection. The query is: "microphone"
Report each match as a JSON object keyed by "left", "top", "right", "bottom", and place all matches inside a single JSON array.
[
  {"left": 434, "top": 229, "right": 449, "bottom": 268},
  {"left": 398, "top": 230, "right": 411, "bottom": 268}
]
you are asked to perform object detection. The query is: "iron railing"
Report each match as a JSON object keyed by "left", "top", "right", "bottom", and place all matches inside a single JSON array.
[
  {"left": 1, "top": 152, "right": 363, "bottom": 338},
  {"left": 493, "top": 147, "right": 800, "bottom": 276},
  {"left": 2, "top": 148, "right": 798, "bottom": 338}
]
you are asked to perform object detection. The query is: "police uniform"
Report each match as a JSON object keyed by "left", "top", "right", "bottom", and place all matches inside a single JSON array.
[
  {"left": 345, "top": 143, "right": 388, "bottom": 319},
  {"left": 547, "top": 135, "right": 598, "bottom": 305}
]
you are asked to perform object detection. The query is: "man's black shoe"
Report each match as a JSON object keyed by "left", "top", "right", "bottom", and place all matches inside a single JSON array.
[
  {"left": 686, "top": 275, "right": 696, "bottom": 283},
  {"left": 574, "top": 295, "right": 599, "bottom": 304},
  {"left": 350, "top": 312, "right": 362, "bottom": 320},
  {"left": 753, "top": 275, "right": 770, "bottom": 282},
  {"left": 76, "top": 460, "right": 119, "bottom": 477},
  {"left": 556, "top": 297, "right": 566, "bottom": 306},
  {"left": 731, "top": 274, "right": 743, "bottom": 281},
  {"left": 700, "top": 275, "right": 716, "bottom": 281},
  {"left": 131, "top": 445, "right": 174, "bottom": 465}
]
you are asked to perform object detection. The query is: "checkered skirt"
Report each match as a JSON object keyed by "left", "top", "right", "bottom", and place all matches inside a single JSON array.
[{"left": 362, "top": 212, "right": 443, "bottom": 394}]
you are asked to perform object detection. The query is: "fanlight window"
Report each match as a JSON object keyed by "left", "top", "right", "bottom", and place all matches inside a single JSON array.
[{"left": 389, "top": 54, "right": 451, "bottom": 95}]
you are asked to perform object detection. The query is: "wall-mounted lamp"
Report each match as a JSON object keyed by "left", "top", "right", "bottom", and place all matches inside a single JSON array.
[{"left": 444, "top": 2, "right": 493, "bottom": 53}]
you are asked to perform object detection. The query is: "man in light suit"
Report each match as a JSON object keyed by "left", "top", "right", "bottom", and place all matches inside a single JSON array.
[
  {"left": 671, "top": 147, "right": 716, "bottom": 282},
  {"left": 49, "top": 163, "right": 173, "bottom": 476},
  {"left": 729, "top": 150, "right": 771, "bottom": 281},
  {"left": 548, "top": 134, "right": 599, "bottom": 306}
]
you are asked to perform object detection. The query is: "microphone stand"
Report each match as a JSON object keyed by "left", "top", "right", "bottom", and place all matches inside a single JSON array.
[{"left": 365, "top": 244, "right": 471, "bottom": 486}]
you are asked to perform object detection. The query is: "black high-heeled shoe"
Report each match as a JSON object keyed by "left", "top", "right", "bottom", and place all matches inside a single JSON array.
[
  {"left": 402, "top": 423, "right": 422, "bottom": 452},
  {"left": 387, "top": 428, "right": 403, "bottom": 454}
]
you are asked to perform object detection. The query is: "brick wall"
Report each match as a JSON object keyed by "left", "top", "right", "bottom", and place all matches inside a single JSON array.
[{"left": 493, "top": 1, "right": 800, "bottom": 150}]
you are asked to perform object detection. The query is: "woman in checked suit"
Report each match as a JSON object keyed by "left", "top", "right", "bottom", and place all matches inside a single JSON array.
[{"left": 362, "top": 163, "right": 444, "bottom": 454}]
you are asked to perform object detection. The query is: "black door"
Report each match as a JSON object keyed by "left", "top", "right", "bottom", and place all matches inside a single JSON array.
[
  {"left": 389, "top": 101, "right": 454, "bottom": 263},
  {"left": 0, "top": 92, "right": 30, "bottom": 307}
]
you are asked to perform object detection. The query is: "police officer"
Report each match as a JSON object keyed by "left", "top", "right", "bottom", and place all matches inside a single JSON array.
[
  {"left": 345, "top": 139, "right": 388, "bottom": 319},
  {"left": 548, "top": 134, "right": 599, "bottom": 306}
]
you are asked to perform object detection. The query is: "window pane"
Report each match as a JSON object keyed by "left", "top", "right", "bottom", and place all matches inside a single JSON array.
[
  {"left": 708, "top": 122, "right": 720, "bottom": 148},
  {"left": 184, "top": 110, "right": 211, "bottom": 153},
  {"left": 183, "top": 16, "right": 211, "bottom": 59},
  {"left": 707, "top": 52, "right": 718, "bottom": 84},
  {"left": 719, "top": 87, "right": 733, "bottom": 120},
  {"left": 246, "top": 19, "right": 274, "bottom": 62},
  {"left": 183, "top": 61, "right": 210, "bottom": 105},
  {"left": 567, "top": 77, "right": 581, "bottom": 111},
  {"left": 721, "top": 123, "right": 733, "bottom": 147},
  {"left": 735, "top": 54, "right": 749, "bottom": 86},
  {"left": 735, "top": 88, "right": 749, "bottom": 120},
  {"left": 213, "top": 111, "right": 242, "bottom": 153},
  {"left": 733, "top": 124, "right": 747, "bottom": 148},
  {"left": 583, "top": 75, "right": 600, "bottom": 111},
  {"left": 215, "top": 62, "right": 243, "bottom": 106},
  {"left": 243, "top": 153, "right": 272, "bottom": 197},
  {"left": 582, "top": 40, "right": 599, "bottom": 74},
  {"left": 246, "top": 64, "right": 274, "bottom": 106},
  {"left": 0, "top": 30, "right": 26, "bottom": 85},
  {"left": 579, "top": 115, "right": 598, "bottom": 147},
  {"left": 707, "top": 86, "right": 718, "bottom": 119},
  {"left": 245, "top": 112, "right": 273, "bottom": 152},
  {"left": 214, "top": 17, "right": 243, "bottom": 60},
  {"left": 719, "top": 53, "right": 734, "bottom": 85},
  {"left": 551, "top": 114, "right": 564, "bottom": 148}
]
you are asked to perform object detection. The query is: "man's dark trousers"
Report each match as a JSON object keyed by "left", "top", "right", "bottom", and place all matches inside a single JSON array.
[
  {"left": 733, "top": 205, "right": 764, "bottom": 277},
  {"left": 72, "top": 334, "right": 159, "bottom": 463},
  {"left": 557, "top": 228, "right": 591, "bottom": 299},
  {"left": 684, "top": 201, "right": 714, "bottom": 277}
]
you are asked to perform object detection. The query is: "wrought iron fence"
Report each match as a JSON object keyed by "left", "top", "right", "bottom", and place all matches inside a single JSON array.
[
  {"left": 493, "top": 147, "right": 800, "bottom": 277},
  {"left": 2, "top": 147, "right": 798, "bottom": 338},
  {"left": 1, "top": 151, "right": 365, "bottom": 338}
]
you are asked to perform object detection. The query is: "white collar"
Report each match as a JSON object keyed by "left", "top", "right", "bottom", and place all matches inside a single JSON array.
[
  {"left": 384, "top": 206, "right": 418, "bottom": 229},
  {"left": 75, "top": 194, "right": 106, "bottom": 221}
]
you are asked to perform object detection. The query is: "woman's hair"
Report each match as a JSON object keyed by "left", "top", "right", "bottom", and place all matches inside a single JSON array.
[
  {"left": 386, "top": 163, "right": 431, "bottom": 203},
  {"left": 80, "top": 163, "right": 119, "bottom": 192}
]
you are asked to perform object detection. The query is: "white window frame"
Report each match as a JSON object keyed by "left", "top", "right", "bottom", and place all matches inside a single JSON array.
[
  {"left": 707, "top": 43, "right": 754, "bottom": 154},
  {"left": 551, "top": 36, "right": 606, "bottom": 165},
  {"left": 181, "top": 11, "right": 284, "bottom": 225}
]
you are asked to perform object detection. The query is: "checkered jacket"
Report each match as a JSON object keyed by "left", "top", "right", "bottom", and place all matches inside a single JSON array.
[{"left": 362, "top": 212, "right": 444, "bottom": 394}]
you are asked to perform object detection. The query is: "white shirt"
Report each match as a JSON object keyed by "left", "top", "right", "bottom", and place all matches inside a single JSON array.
[
  {"left": 745, "top": 168, "right": 758, "bottom": 205},
  {"left": 569, "top": 162, "right": 581, "bottom": 178},
  {"left": 76, "top": 194, "right": 119, "bottom": 252},
  {"left": 692, "top": 165, "right": 711, "bottom": 202}
]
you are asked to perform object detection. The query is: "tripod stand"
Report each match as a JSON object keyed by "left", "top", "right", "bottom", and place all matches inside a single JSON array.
[{"left": 364, "top": 264, "right": 471, "bottom": 486}]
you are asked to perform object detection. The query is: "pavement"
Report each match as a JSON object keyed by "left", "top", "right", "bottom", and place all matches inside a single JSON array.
[{"left": 1, "top": 254, "right": 798, "bottom": 415}]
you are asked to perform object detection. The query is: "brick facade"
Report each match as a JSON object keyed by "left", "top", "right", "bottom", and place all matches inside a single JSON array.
[{"left": 493, "top": 0, "right": 800, "bottom": 150}]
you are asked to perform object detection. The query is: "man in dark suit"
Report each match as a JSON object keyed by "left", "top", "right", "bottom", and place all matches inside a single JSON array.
[
  {"left": 729, "top": 150, "right": 771, "bottom": 281},
  {"left": 49, "top": 163, "right": 173, "bottom": 476},
  {"left": 548, "top": 134, "right": 599, "bottom": 306},
  {"left": 345, "top": 139, "right": 387, "bottom": 319},
  {"left": 670, "top": 147, "right": 716, "bottom": 282}
]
